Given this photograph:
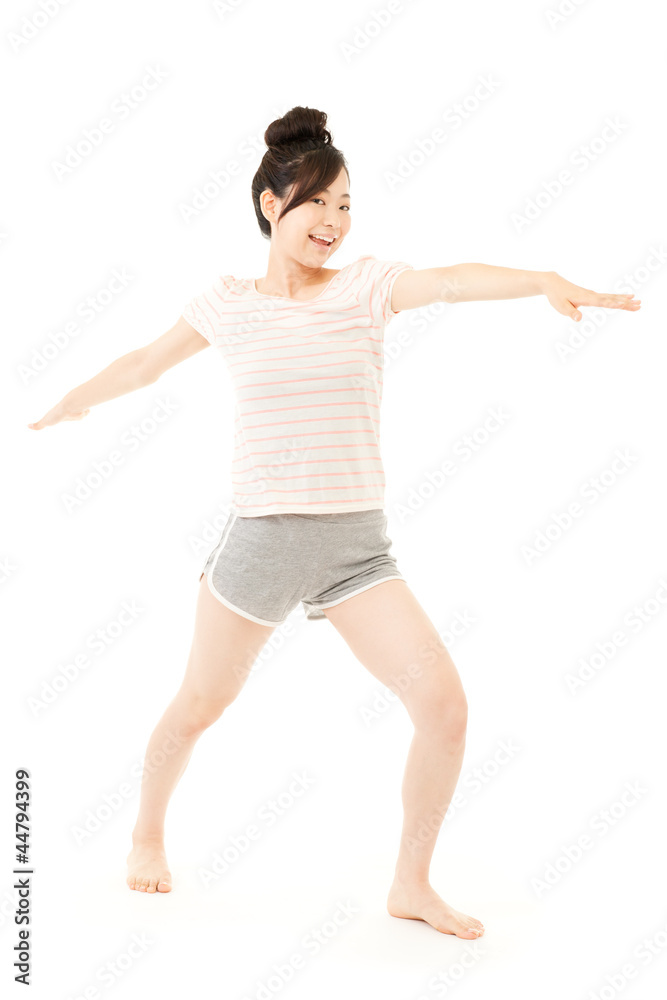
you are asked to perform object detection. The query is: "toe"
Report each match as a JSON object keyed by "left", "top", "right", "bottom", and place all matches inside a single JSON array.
[
  {"left": 157, "top": 880, "right": 172, "bottom": 892},
  {"left": 457, "top": 917, "right": 480, "bottom": 937},
  {"left": 146, "top": 880, "right": 157, "bottom": 893}
]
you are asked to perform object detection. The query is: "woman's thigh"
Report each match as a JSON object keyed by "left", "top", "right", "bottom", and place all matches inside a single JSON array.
[
  {"left": 322, "top": 579, "right": 467, "bottom": 728},
  {"left": 177, "top": 575, "right": 277, "bottom": 711}
]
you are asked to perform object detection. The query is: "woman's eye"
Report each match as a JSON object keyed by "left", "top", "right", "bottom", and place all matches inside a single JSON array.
[{"left": 313, "top": 199, "right": 350, "bottom": 210}]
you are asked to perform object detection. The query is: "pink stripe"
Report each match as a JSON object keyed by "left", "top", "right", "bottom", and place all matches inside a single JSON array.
[
  {"left": 236, "top": 498, "right": 384, "bottom": 507},
  {"left": 237, "top": 383, "right": 381, "bottom": 405},
  {"left": 232, "top": 469, "right": 383, "bottom": 480},
  {"left": 227, "top": 333, "right": 382, "bottom": 354},
  {"left": 236, "top": 413, "right": 379, "bottom": 432},
  {"left": 223, "top": 330, "right": 382, "bottom": 354},
  {"left": 232, "top": 484, "right": 385, "bottom": 496},
  {"left": 227, "top": 346, "right": 382, "bottom": 372},
  {"left": 213, "top": 314, "right": 382, "bottom": 338},
  {"left": 235, "top": 429, "right": 379, "bottom": 445},
  {"left": 233, "top": 448, "right": 381, "bottom": 459},
  {"left": 233, "top": 455, "right": 382, "bottom": 468},
  {"left": 239, "top": 400, "right": 381, "bottom": 418}
]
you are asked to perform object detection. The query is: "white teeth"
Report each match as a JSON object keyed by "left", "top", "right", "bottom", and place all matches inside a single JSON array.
[{"left": 310, "top": 234, "right": 334, "bottom": 243}]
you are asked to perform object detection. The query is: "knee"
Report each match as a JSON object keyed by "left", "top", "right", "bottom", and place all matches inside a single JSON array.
[
  {"left": 173, "top": 694, "right": 230, "bottom": 738},
  {"left": 410, "top": 689, "right": 468, "bottom": 742}
]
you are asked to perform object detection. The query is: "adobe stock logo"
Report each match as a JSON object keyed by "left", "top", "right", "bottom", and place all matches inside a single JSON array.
[
  {"left": 511, "top": 117, "right": 628, "bottom": 233},
  {"left": 530, "top": 781, "right": 648, "bottom": 898},
  {"left": 564, "top": 577, "right": 667, "bottom": 695},
  {"left": 8, "top": 0, "right": 72, "bottom": 53},
  {"left": 520, "top": 448, "right": 638, "bottom": 566}
]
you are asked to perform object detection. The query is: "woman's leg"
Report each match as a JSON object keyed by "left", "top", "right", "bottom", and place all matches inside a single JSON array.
[
  {"left": 321, "top": 579, "right": 484, "bottom": 939},
  {"left": 126, "top": 574, "right": 276, "bottom": 892}
]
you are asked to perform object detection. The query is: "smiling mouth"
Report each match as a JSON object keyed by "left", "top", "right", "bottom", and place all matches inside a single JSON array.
[{"left": 308, "top": 235, "right": 336, "bottom": 248}]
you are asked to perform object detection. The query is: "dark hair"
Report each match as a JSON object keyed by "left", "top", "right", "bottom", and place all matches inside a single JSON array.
[{"left": 251, "top": 106, "right": 349, "bottom": 240}]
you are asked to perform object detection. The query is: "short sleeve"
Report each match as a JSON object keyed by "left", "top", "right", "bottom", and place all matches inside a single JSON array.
[
  {"left": 359, "top": 257, "right": 414, "bottom": 325},
  {"left": 181, "top": 276, "right": 229, "bottom": 346}
]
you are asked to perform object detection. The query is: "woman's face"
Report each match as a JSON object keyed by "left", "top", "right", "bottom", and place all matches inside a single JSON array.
[{"left": 266, "top": 166, "right": 352, "bottom": 264}]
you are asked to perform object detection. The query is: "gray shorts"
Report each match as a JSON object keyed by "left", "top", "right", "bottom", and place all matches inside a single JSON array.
[{"left": 199, "top": 509, "right": 405, "bottom": 626}]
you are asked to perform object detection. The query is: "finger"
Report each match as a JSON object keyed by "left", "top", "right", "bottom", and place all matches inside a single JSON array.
[
  {"left": 595, "top": 294, "right": 642, "bottom": 311},
  {"left": 559, "top": 298, "right": 582, "bottom": 321},
  {"left": 596, "top": 292, "right": 637, "bottom": 306},
  {"left": 572, "top": 290, "right": 635, "bottom": 308},
  {"left": 28, "top": 409, "right": 60, "bottom": 429},
  {"left": 568, "top": 294, "right": 641, "bottom": 321},
  {"left": 549, "top": 298, "right": 579, "bottom": 320}
]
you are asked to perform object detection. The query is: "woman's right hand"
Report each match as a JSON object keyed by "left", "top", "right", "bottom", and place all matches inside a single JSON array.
[{"left": 27, "top": 397, "right": 91, "bottom": 430}]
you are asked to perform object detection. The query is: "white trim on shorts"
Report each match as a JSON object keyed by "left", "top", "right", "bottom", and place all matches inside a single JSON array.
[
  {"left": 200, "top": 511, "right": 286, "bottom": 627},
  {"left": 202, "top": 573, "right": 284, "bottom": 627},
  {"left": 304, "top": 575, "right": 406, "bottom": 615}
]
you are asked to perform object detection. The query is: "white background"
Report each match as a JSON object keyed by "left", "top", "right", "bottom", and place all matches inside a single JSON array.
[{"left": 2, "top": 0, "right": 666, "bottom": 997}]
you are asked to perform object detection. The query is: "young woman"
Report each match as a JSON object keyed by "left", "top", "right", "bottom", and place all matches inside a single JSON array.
[{"left": 28, "top": 105, "right": 640, "bottom": 938}]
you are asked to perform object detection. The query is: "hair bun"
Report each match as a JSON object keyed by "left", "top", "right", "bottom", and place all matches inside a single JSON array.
[{"left": 265, "top": 106, "right": 332, "bottom": 149}]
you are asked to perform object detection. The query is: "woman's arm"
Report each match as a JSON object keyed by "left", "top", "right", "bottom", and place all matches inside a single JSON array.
[
  {"left": 27, "top": 315, "right": 209, "bottom": 430},
  {"left": 391, "top": 264, "right": 641, "bottom": 321}
]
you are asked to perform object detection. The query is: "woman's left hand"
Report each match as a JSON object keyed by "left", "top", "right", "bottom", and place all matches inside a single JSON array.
[{"left": 543, "top": 272, "right": 642, "bottom": 322}]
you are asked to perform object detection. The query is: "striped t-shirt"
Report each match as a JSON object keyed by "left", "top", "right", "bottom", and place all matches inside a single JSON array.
[{"left": 182, "top": 254, "right": 413, "bottom": 517}]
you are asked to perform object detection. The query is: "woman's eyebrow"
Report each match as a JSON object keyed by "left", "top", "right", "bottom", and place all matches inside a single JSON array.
[{"left": 321, "top": 188, "right": 351, "bottom": 199}]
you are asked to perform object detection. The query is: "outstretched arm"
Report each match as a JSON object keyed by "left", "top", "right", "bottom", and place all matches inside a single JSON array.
[
  {"left": 390, "top": 264, "right": 641, "bottom": 321},
  {"left": 27, "top": 315, "right": 209, "bottom": 430}
]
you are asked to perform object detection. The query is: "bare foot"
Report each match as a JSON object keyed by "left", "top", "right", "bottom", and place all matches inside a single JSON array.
[
  {"left": 126, "top": 839, "right": 172, "bottom": 893},
  {"left": 387, "top": 879, "right": 484, "bottom": 938}
]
